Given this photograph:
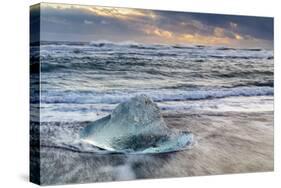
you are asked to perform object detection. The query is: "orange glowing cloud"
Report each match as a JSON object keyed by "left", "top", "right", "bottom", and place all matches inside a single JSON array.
[
  {"left": 144, "top": 26, "right": 173, "bottom": 39},
  {"left": 41, "top": 3, "right": 157, "bottom": 21},
  {"left": 88, "top": 6, "right": 156, "bottom": 20},
  {"left": 39, "top": 3, "right": 273, "bottom": 48},
  {"left": 234, "top": 34, "right": 243, "bottom": 40},
  {"left": 213, "top": 27, "right": 225, "bottom": 37},
  {"left": 143, "top": 24, "right": 233, "bottom": 45},
  {"left": 180, "top": 33, "right": 231, "bottom": 45}
]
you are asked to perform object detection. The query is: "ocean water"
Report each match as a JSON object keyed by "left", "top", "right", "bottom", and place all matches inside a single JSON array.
[
  {"left": 39, "top": 41, "right": 274, "bottom": 122},
  {"left": 31, "top": 41, "right": 274, "bottom": 184}
]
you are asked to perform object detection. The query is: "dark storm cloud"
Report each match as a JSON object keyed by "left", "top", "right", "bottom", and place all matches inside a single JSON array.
[
  {"left": 186, "top": 13, "right": 274, "bottom": 40},
  {"left": 40, "top": 6, "right": 144, "bottom": 41},
  {"left": 149, "top": 10, "right": 273, "bottom": 40},
  {"left": 37, "top": 3, "right": 273, "bottom": 48}
]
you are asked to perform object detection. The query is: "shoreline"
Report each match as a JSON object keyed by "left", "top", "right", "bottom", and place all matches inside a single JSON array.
[{"left": 39, "top": 110, "right": 273, "bottom": 185}]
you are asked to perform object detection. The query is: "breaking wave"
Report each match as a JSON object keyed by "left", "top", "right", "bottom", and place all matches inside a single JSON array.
[{"left": 41, "top": 86, "right": 273, "bottom": 104}]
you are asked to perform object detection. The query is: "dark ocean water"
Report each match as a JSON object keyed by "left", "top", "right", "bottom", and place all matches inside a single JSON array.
[
  {"left": 30, "top": 41, "right": 274, "bottom": 184},
  {"left": 37, "top": 41, "right": 273, "bottom": 122}
]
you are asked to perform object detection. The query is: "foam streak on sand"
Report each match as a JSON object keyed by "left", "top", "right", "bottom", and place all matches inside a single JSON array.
[
  {"left": 39, "top": 111, "right": 273, "bottom": 185},
  {"left": 32, "top": 41, "right": 274, "bottom": 184}
]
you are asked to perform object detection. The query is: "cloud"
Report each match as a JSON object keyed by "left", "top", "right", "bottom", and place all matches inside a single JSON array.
[
  {"left": 101, "top": 20, "right": 108, "bottom": 25},
  {"left": 38, "top": 3, "right": 273, "bottom": 48},
  {"left": 84, "top": 20, "right": 93, "bottom": 24},
  {"left": 186, "top": 13, "right": 273, "bottom": 41},
  {"left": 213, "top": 27, "right": 225, "bottom": 37},
  {"left": 143, "top": 26, "right": 173, "bottom": 39},
  {"left": 230, "top": 22, "right": 238, "bottom": 29}
]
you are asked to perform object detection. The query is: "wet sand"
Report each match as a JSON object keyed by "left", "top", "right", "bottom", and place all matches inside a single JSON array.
[
  {"left": 163, "top": 111, "right": 273, "bottom": 175},
  {"left": 39, "top": 111, "right": 273, "bottom": 185}
]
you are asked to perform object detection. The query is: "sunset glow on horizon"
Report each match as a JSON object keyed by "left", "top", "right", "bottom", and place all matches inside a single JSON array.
[{"left": 32, "top": 3, "right": 273, "bottom": 48}]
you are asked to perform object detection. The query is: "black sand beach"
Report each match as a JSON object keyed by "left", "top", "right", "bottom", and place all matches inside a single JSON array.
[
  {"left": 39, "top": 111, "right": 273, "bottom": 185},
  {"left": 30, "top": 5, "right": 274, "bottom": 185}
]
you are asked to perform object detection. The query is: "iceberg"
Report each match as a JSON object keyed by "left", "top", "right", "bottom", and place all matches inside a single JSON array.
[{"left": 80, "top": 94, "right": 193, "bottom": 154}]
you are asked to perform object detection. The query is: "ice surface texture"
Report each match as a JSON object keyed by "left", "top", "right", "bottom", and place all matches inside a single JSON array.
[{"left": 80, "top": 94, "right": 193, "bottom": 154}]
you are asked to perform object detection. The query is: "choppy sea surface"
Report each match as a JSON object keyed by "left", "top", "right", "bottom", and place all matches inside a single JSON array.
[
  {"left": 30, "top": 41, "right": 274, "bottom": 184},
  {"left": 35, "top": 41, "right": 274, "bottom": 122}
]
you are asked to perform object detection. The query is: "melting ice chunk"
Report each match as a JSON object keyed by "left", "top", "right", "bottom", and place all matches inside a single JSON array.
[{"left": 80, "top": 94, "right": 193, "bottom": 154}]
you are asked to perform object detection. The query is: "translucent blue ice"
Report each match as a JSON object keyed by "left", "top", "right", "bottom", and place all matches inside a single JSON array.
[{"left": 80, "top": 94, "right": 193, "bottom": 154}]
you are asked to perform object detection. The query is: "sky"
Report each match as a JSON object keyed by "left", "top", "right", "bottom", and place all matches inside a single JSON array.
[{"left": 31, "top": 3, "right": 273, "bottom": 48}]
